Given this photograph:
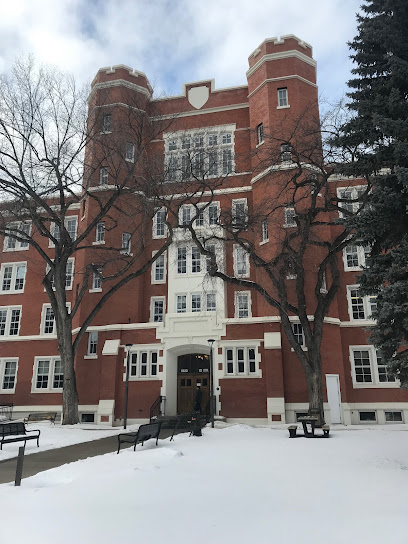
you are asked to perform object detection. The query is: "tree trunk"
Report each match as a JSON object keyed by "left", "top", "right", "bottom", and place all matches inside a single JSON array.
[
  {"left": 305, "top": 369, "right": 325, "bottom": 425},
  {"left": 58, "top": 319, "right": 79, "bottom": 425}
]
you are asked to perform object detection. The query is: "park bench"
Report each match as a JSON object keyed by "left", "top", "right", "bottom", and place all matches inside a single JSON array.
[
  {"left": 169, "top": 412, "right": 208, "bottom": 441},
  {"left": 24, "top": 412, "right": 57, "bottom": 424},
  {"left": 117, "top": 421, "right": 162, "bottom": 453},
  {"left": 0, "top": 422, "right": 40, "bottom": 450}
]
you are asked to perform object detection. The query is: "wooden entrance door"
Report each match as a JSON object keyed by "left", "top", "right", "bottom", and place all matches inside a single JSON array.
[
  {"left": 177, "top": 353, "right": 210, "bottom": 414},
  {"left": 177, "top": 374, "right": 210, "bottom": 414}
]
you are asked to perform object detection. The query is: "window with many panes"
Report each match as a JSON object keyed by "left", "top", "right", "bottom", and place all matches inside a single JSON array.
[
  {"left": 129, "top": 350, "right": 159, "bottom": 379},
  {"left": 235, "top": 291, "right": 251, "bottom": 318},
  {"left": 102, "top": 114, "right": 111, "bottom": 132},
  {"left": 343, "top": 244, "right": 370, "bottom": 271},
  {"left": 121, "top": 232, "right": 131, "bottom": 254},
  {"left": 3, "top": 222, "right": 31, "bottom": 251},
  {"left": 49, "top": 217, "right": 77, "bottom": 247},
  {"left": 292, "top": 323, "right": 305, "bottom": 347},
  {"left": 191, "top": 293, "right": 202, "bottom": 312},
  {"left": 164, "top": 125, "right": 234, "bottom": 182},
  {"left": 350, "top": 346, "right": 397, "bottom": 387},
  {"left": 347, "top": 286, "right": 377, "bottom": 321},
  {"left": 91, "top": 267, "right": 102, "bottom": 291},
  {"left": 33, "top": 357, "right": 64, "bottom": 391},
  {"left": 225, "top": 346, "right": 257, "bottom": 376},
  {"left": 206, "top": 293, "right": 216, "bottom": 312},
  {"left": 87, "top": 332, "right": 98, "bottom": 356},
  {"left": 100, "top": 167, "right": 108, "bottom": 185},
  {"left": 191, "top": 247, "right": 201, "bottom": 273},
  {"left": 42, "top": 306, "right": 55, "bottom": 334},
  {"left": 95, "top": 223, "right": 105, "bottom": 243},
  {"left": 0, "top": 359, "right": 18, "bottom": 392},
  {"left": 261, "top": 220, "right": 268, "bottom": 242},
  {"left": 153, "top": 209, "right": 166, "bottom": 238},
  {"left": 177, "top": 247, "right": 187, "bottom": 274},
  {"left": 153, "top": 253, "right": 166, "bottom": 283},
  {"left": 0, "top": 307, "right": 21, "bottom": 337},
  {"left": 337, "top": 186, "right": 366, "bottom": 218},
  {"left": 234, "top": 245, "right": 249, "bottom": 277},
  {"left": 232, "top": 199, "right": 247, "bottom": 230},
  {"left": 284, "top": 206, "right": 296, "bottom": 227},
  {"left": 0, "top": 263, "right": 26, "bottom": 293},
  {"left": 208, "top": 204, "right": 219, "bottom": 225},
  {"left": 277, "top": 87, "right": 288, "bottom": 107},
  {"left": 281, "top": 144, "right": 293, "bottom": 163},
  {"left": 125, "top": 142, "right": 135, "bottom": 162},
  {"left": 176, "top": 294, "right": 187, "bottom": 313},
  {"left": 151, "top": 298, "right": 165, "bottom": 322}
]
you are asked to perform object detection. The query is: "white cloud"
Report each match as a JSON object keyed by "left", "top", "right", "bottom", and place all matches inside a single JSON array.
[{"left": 0, "top": 0, "right": 361, "bottom": 101}]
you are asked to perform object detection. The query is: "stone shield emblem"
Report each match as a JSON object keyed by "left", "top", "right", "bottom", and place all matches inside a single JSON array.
[{"left": 188, "top": 86, "right": 209, "bottom": 109}]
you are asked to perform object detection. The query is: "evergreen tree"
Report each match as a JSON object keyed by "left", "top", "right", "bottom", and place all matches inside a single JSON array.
[{"left": 340, "top": 0, "right": 408, "bottom": 384}]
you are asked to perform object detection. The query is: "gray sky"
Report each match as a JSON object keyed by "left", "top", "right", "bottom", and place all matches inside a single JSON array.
[{"left": 0, "top": 0, "right": 362, "bottom": 103}]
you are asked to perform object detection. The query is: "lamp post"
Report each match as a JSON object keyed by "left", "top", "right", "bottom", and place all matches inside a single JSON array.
[
  {"left": 123, "top": 343, "right": 132, "bottom": 429},
  {"left": 208, "top": 339, "right": 215, "bottom": 428}
]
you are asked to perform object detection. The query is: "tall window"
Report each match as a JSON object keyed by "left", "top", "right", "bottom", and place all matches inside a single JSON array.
[
  {"left": 100, "top": 167, "right": 108, "bottom": 185},
  {"left": 125, "top": 142, "right": 135, "bottom": 162},
  {"left": 208, "top": 152, "right": 218, "bottom": 176},
  {"left": 1, "top": 359, "right": 18, "bottom": 392},
  {"left": 235, "top": 292, "right": 250, "bottom": 318},
  {"left": 181, "top": 207, "right": 191, "bottom": 226},
  {"left": 208, "top": 204, "right": 219, "bottom": 225},
  {"left": 191, "top": 293, "right": 202, "bottom": 312},
  {"left": 225, "top": 347, "right": 257, "bottom": 375},
  {"left": 281, "top": 144, "right": 293, "bottom": 163},
  {"left": 87, "top": 332, "right": 98, "bottom": 355},
  {"left": 232, "top": 200, "right": 247, "bottom": 230},
  {"left": 43, "top": 306, "right": 55, "bottom": 334},
  {"left": 261, "top": 220, "right": 268, "bottom": 242},
  {"left": 153, "top": 253, "right": 166, "bottom": 283},
  {"left": 1, "top": 263, "right": 26, "bottom": 293},
  {"left": 206, "top": 293, "right": 216, "bottom": 312},
  {"left": 0, "top": 307, "right": 21, "bottom": 337},
  {"left": 222, "top": 149, "right": 233, "bottom": 174},
  {"left": 292, "top": 323, "right": 304, "bottom": 346},
  {"left": 176, "top": 295, "right": 187, "bottom": 313},
  {"left": 177, "top": 247, "right": 187, "bottom": 274},
  {"left": 277, "top": 87, "right": 288, "bottom": 107},
  {"left": 153, "top": 209, "right": 166, "bottom": 238},
  {"left": 65, "top": 259, "right": 74, "bottom": 289},
  {"left": 92, "top": 267, "right": 102, "bottom": 290},
  {"left": 191, "top": 247, "right": 201, "bottom": 273},
  {"left": 234, "top": 246, "right": 249, "bottom": 277},
  {"left": 96, "top": 223, "right": 105, "bottom": 243},
  {"left": 121, "top": 233, "right": 131, "bottom": 254},
  {"left": 152, "top": 298, "right": 165, "bottom": 322},
  {"left": 284, "top": 206, "right": 296, "bottom": 227},
  {"left": 102, "top": 114, "right": 111, "bottom": 132},
  {"left": 347, "top": 286, "right": 376, "bottom": 320},
  {"left": 257, "top": 123, "right": 264, "bottom": 144}
]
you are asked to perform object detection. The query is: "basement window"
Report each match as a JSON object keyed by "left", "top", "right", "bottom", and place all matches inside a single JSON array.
[
  {"left": 359, "top": 411, "right": 376, "bottom": 422},
  {"left": 81, "top": 413, "right": 95, "bottom": 423}
]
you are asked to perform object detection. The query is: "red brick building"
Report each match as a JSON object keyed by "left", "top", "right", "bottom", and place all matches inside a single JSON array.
[{"left": 1, "top": 35, "right": 407, "bottom": 426}]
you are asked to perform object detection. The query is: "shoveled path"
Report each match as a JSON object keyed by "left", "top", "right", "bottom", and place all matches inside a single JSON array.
[{"left": 0, "top": 428, "right": 177, "bottom": 485}]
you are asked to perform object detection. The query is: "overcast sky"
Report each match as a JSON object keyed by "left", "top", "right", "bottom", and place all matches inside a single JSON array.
[{"left": 0, "top": 0, "right": 362, "bottom": 104}]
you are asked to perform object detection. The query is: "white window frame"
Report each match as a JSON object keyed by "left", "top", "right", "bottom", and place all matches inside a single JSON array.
[
  {"left": 102, "top": 114, "right": 111, "bottom": 133},
  {"left": 150, "top": 297, "right": 166, "bottom": 323},
  {"left": 0, "top": 358, "right": 18, "bottom": 393},
  {"left": 151, "top": 251, "right": 166, "bottom": 284},
  {"left": 208, "top": 203, "right": 220, "bottom": 225},
  {"left": 292, "top": 323, "right": 305, "bottom": 348},
  {"left": 224, "top": 346, "right": 258, "bottom": 376},
  {"left": 281, "top": 144, "right": 293, "bottom": 163},
  {"left": 350, "top": 346, "right": 399, "bottom": 388},
  {"left": 284, "top": 206, "right": 296, "bottom": 227},
  {"left": 343, "top": 244, "right": 369, "bottom": 271},
  {"left": 100, "top": 167, "right": 108, "bottom": 185},
  {"left": 90, "top": 267, "right": 102, "bottom": 292},
  {"left": 337, "top": 185, "right": 366, "bottom": 218},
  {"left": 0, "top": 306, "right": 22, "bottom": 337},
  {"left": 347, "top": 285, "right": 376, "bottom": 321},
  {"left": 40, "top": 303, "right": 71, "bottom": 335},
  {"left": 191, "top": 293, "right": 202, "bottom": 313},
  {"left": 49, "top": 217, "right": 78, "bottom": 248},
  {"left": 206, "top": 292, "right": 217, "bottom": 312},
  {"left": 125, "top": 142, "right": 135, "bottom": 162},
  {"left": 32, "top": 356, "right": 64, "bottom": 392},
  {"left": 121, "top": 232, "right": 131, "bottom": 255},
  {"left": 191, "top": 246, "right": 201, "bottom": 274},
  {"left": 256, "top": 123, "right": 264, "bottom": 144},
  {"left": 177, "top": 247, "right": 187, "bottom": 275},
  {"left": 45, "top": 258, "right": 74, "bottom": 291},
  {"left": 277, "top": 87, "right": 289, "bottom": 108},
  {"left": 0, "top": 262, "right": 27, "bottom": 294},
  {"left": 127, "top": 348, "right": 159, "bottom": 379},
  {"left": 180, "top": 206, "right": 192, "bottom": 226},
  {"left": 87, "top": 331, "right": 98, "bottom": 357},
  {"left": 234, "top": 245, "right": 249, "bottom": 278},
  {"left": 95, "top": 222, "right": 105, "bottom": 244},
  {"left": 232, "top": 199, "right": 248, "bottom": 230},
  {"left": 234, "top": 291, "right": 251, "bottom": 319},
  {"left": 261, "top": 220, "right": 269, "bottom": 243},
  {"left": 3, "top": 222, "right": 31, "bottom": 252},
  {"left": 153, "top": 208, "right": 167, "bottom": 239},
  {"left": 176, "top": 294, "right": 187, "bottom": 313}
]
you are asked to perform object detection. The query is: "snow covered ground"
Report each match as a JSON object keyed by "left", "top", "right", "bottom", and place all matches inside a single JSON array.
[
  {"left": 0, "top": 422, "right": 134, "bottom": 461},
  {"left": 1, "top": 424, "right": 408, "bottom": 544}
]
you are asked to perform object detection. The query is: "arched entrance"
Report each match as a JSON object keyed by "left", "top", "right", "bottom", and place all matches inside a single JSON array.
[{"left": 177, "top": 353, "right": 210, "bottom": 414}]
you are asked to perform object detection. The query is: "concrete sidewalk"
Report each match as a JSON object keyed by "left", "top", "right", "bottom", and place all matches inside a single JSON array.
[{"left": 0, "top": 428, "right": 176, "bottom": 485}]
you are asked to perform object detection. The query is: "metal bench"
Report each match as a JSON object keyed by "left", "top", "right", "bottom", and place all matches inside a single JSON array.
[
  {"left": 24, "top": 412, "right": 57, "bottom": 424},
  {"left": 169, "top": 412, "right": 208, "bottom": 441},
  {"left": 0, "top": 422, "right": 40, "bottom": 450},
  {"left": 117, "top": 422, "right": 162, "bottom": 453}
]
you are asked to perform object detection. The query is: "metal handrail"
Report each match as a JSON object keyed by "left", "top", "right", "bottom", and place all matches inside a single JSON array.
[{"left": 149, "top": 395, "right": 165, "bottom": 423}]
